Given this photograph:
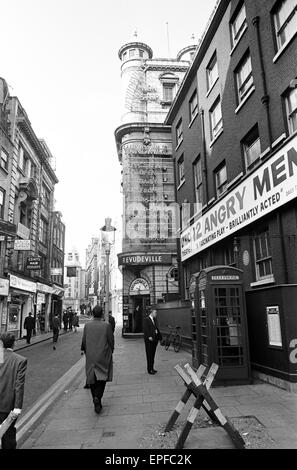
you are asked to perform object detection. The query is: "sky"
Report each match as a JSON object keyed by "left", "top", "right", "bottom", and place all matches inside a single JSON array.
[{"left": 0, "top": 0, "right": 217, "bottom": 267}]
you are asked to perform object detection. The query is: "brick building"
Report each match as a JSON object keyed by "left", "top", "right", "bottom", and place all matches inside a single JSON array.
[
  {"left": 115, "top": 35, "right": 196, "bottom": 336},
  {"left": 166, "top": 0, "right": 297, "bottom": 389},
  {"left": 0, "top": 78, "right": 65, "bottom": 337}
]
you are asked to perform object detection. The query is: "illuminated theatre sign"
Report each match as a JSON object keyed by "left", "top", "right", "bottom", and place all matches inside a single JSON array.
[{"left": 181, "top": 135, "right": 297, "bottom": 262}]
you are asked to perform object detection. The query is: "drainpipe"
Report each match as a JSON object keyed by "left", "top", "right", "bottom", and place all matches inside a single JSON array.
[
  {"left": 173, "top": 155, "right": 185, "bottom": 299},
  {"left": 252, "top": 16, "right": 273, "bottom": 149},
  {"left": 253, "top": 16, "right": 288, "bottom": 284},
  {"left": 200, "top": 108, "right": 209, "bottom": 204}
]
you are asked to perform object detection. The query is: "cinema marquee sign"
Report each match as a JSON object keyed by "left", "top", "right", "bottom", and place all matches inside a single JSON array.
[{"left": 181, "top": 135, "right": 297, "bottom": 262}]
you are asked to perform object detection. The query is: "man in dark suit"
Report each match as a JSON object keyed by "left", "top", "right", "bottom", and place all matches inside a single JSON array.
[
  {"left": 81, "top": 306, "right": 114, "bottom": 413},
  {"left": 0, "top": 332, "right": 27, "bottom": 449},
  {"left": 24, "top": 312, "right": 35, "bottom": 344},
  {"left": 143, "top": 307, "right": 162, "bottom": 375}
]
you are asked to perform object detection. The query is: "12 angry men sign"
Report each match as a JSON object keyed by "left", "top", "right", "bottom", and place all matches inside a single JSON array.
[{"left": 181, "top": 135, "right": 297, "bottom": 262}]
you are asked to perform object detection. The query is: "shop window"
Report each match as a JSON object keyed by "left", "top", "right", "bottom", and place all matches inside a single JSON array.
[
  {"left": 230, "top": 2, "right": 247, "bottom": 48},
  {"left": 210, "top": 97, "right": 223, "bottom": 140},
  {"left": 284, "top": 86, "right": 297, "bottom": 134},
  {"left": 206, "top": 52, "right": 218, "bottom": 91},
  {"left": 129, "top": 49, "right": 136, "bottom": 58},
  {"left": 214, "top": 162, "right": 227, "bottom": 197},
  {"left": 273, "top": 0, "right": 297, "bottom": 51},
  {"left": 0, "top": 148, "right": 8, "bottom": 171},
  {"left": 235, "top": 52, "right": 254, "bottom": 104},
  {"left": 176, "top": 119, "right": 183, "bottom": 147},
  {"left": 178, "top": 155, "right": 185, "bottom": 185},
  {"left": 189, "top": 90, "right": 198, "bottom": 121},
  {"left": 193, "top": 157, "right": 203, "bottom": 205},
  {"left": 242, "top": 125, "right": 261, "bottom": 169},
  {"left": 0, "top": 187, "right": 5, "bottom": 219},
  {"left": 253, "top": 230, "right": 273, "bottom": 280}
]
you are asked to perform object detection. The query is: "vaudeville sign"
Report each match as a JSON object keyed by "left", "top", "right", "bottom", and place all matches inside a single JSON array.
[{"left": 181, "top": 134, "right": 297, "bottom": 262}]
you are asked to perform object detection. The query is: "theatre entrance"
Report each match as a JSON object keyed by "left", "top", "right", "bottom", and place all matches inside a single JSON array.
[{"left": 132, "top": 296, "right": 151, "bottom": 333}]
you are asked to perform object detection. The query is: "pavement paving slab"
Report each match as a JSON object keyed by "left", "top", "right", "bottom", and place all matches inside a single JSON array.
[{"left": 19, "top": 322, "right": 297, "bottom": 450}]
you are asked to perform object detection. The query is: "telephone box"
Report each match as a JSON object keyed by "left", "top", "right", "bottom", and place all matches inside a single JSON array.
[{"left": 191, "top": 266, "right": 251, "bottom": 385}]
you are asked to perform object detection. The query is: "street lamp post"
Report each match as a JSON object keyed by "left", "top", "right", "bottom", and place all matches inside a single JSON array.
[{"left": 100, "top": 218, "right": 116, "bottom": 323}]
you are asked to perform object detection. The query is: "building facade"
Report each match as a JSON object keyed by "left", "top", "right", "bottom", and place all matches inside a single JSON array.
[
  {"left": 64, "top": 248, "right": 84, "bottom": 313},
  {"left": 115, "top": 36, "right": 196, "bottom": 336},
  {"left": 166, "top": 0, "right": 297, "bottom": 388},
  {"left": 0, "top": 78, "right": 65, "bottom": 337}
]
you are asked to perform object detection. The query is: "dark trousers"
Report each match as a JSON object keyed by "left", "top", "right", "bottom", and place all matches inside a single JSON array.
[
  {"left": 90, "top": 380, "right": 106, "bottom": 403},
  {"left": 0, "top": 413, "right": 17, "bottom": 449},
  {"left": 144, "top": 340, "right": 158, "bottom": 372},
  {"left": 53, "top": 328, "right": 59, "bottom": 344},
  {"left": 26, "top": 329, "right": 33, "bottom": 344}
]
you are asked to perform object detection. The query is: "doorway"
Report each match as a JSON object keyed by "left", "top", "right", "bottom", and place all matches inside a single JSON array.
[{"left": 132, "top": 295, "right": 150, "bottom": 333}]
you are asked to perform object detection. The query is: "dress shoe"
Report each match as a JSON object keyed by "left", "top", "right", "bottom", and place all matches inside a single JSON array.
[
  {"left": 148, "top": 370, "right": 156, "bottom": 375},
  {"left": 93, "top": 397, "right": 102, "bottom": 414},
  {"left": 53, "top": 346, "right": 56, "bottom": 350},
  {"left": 84, "top": 384, "right": 90, "bottom": 389},
  {"left": 152, "top": 369, "right": 158, "bottom": 373}
]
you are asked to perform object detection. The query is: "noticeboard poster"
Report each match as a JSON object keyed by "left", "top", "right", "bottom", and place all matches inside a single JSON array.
[{"left": 267, "top": 306, "right": 282, "bottom": 348}]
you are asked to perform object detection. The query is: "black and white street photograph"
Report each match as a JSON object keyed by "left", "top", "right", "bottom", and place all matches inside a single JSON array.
[{"left": 1, "top": 0, "right": 297, "bottom": 456}]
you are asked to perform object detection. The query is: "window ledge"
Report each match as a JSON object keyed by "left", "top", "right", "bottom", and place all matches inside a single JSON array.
[
  {"left": 273, "top": 31, "right": 297, "bottom": 63},
  {"left": 209, "top": 127, "right": 224, "bottom": 148},
  {"left": 177, "top": 180, "right": 185, "bottom": 191},
  {"left": 250, "top": 276, "right": 275, "bottom": 288},
  {"left": 260, "top": 146, "right": 271, "bottom": 160},
  {"left": 175, "top": 140, "right": 183, "bottom": 152},
  {"left": 206, "top": 76, "right": 219, "bottom": 98},
  {"left": 235, "top": 86, "right": 255, "bottom": 114},
  {"left": 272, "top": 133, "right": 287, "bottom": 149},
  {"left": 226, "top": 172, "right": 244, "bottom": 190},
  {"left": 207, "top": 197, "right": 215, "bottom": 206},
  {"left": 230, "top": 23, "right": 248, "bottom": 56},
  {"left": 189, "top": 112, "right": 199, "bottom": 129}
]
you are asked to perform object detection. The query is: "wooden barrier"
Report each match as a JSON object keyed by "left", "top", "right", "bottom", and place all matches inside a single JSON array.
[{"left": 165, "top": 362, "right": 245, "bottom": 450}]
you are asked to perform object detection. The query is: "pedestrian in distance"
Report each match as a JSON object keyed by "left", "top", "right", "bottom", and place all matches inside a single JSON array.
[
  {"left": 52, "top": 314, "right": 60, "bottom": 350},
  {"left": 68, "top": 310, "right": 74, "bottom": 331},
  {"left": 81, "top": 305, "right": 114, "bottom": 414},
  {"left": 73, "top": 312, "right": 79, "bottom": 333},
  {"left": 0, "top": 332, "right": 27, "bottom": 449},
  {"left": 62, "top": 311, "right": 68, "bottom": 331},
  {"left": 143, "top": 307, "right": 162, "bottom": 375},
  {"left": 108, "top": 310, "right": 115, "bottom": 334},
  {"left": 23, "top": 312, "right": 35, "bottom": 344}
]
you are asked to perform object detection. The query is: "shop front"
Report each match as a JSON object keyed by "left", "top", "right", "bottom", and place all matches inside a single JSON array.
[
  {"left": 8, "top": 274, "right": 37, "bottom": 339},
  {"left": 51, "top": 285, "right": 64, "bottom": 327},
  {"left": 36, "top": 282, "right": 53, "bottom": 333},
  {"left": 0, "top": 278, "right": 9, "bottom": 334}
]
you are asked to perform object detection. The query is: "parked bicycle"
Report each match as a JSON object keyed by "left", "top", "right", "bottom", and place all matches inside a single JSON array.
[{"left": 164, "top": 325, "right": 181, "bottom": 352}]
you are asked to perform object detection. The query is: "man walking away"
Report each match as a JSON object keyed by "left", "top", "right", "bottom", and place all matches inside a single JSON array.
[
  {"left": 68, "top": 310, "right": 74, "bottom": 331},
  {"left": 52, "top": 314, "right": 60, "bottom": 350},
  {"left": 81, "top": 306, "right": 114, "bottom": 413},
  {"left": 143, "top": 307, "right": 162, "bottom": 375},
  {"left": 24, "top": 312, "right": 35, "bottom": 344},
  {"left": 73, "top": 312, "right": 79, "bottom": 333},
  {"left": 62, "top": 311, "right": 68, "bottom": 331},
  {"left": 108, "top": 311, "right": 115, "bottom": 333},
  {"left": 0, "top": 333, "right": 27, "bottom": 449}
]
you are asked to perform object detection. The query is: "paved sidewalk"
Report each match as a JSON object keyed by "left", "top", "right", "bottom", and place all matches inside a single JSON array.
[{"left": 20, "top": 324, "right": 297, "bottom": 449}]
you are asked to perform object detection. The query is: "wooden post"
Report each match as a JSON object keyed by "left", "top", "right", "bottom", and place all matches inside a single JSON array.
[{"left": 0, "top": 412, "right": 15, "bottom": 447}]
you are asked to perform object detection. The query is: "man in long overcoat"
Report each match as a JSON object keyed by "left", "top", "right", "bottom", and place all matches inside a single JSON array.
[
  {"left": 81, "top": 305, "right": 114, "bottom": 413},
  {"left": 0, "top": 332, "right": 27, "bottom": 449}
]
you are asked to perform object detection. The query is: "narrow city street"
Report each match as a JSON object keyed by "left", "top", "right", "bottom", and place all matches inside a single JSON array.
[{"left": 17, "top": 324, "right": 86, "bottom": 415}]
